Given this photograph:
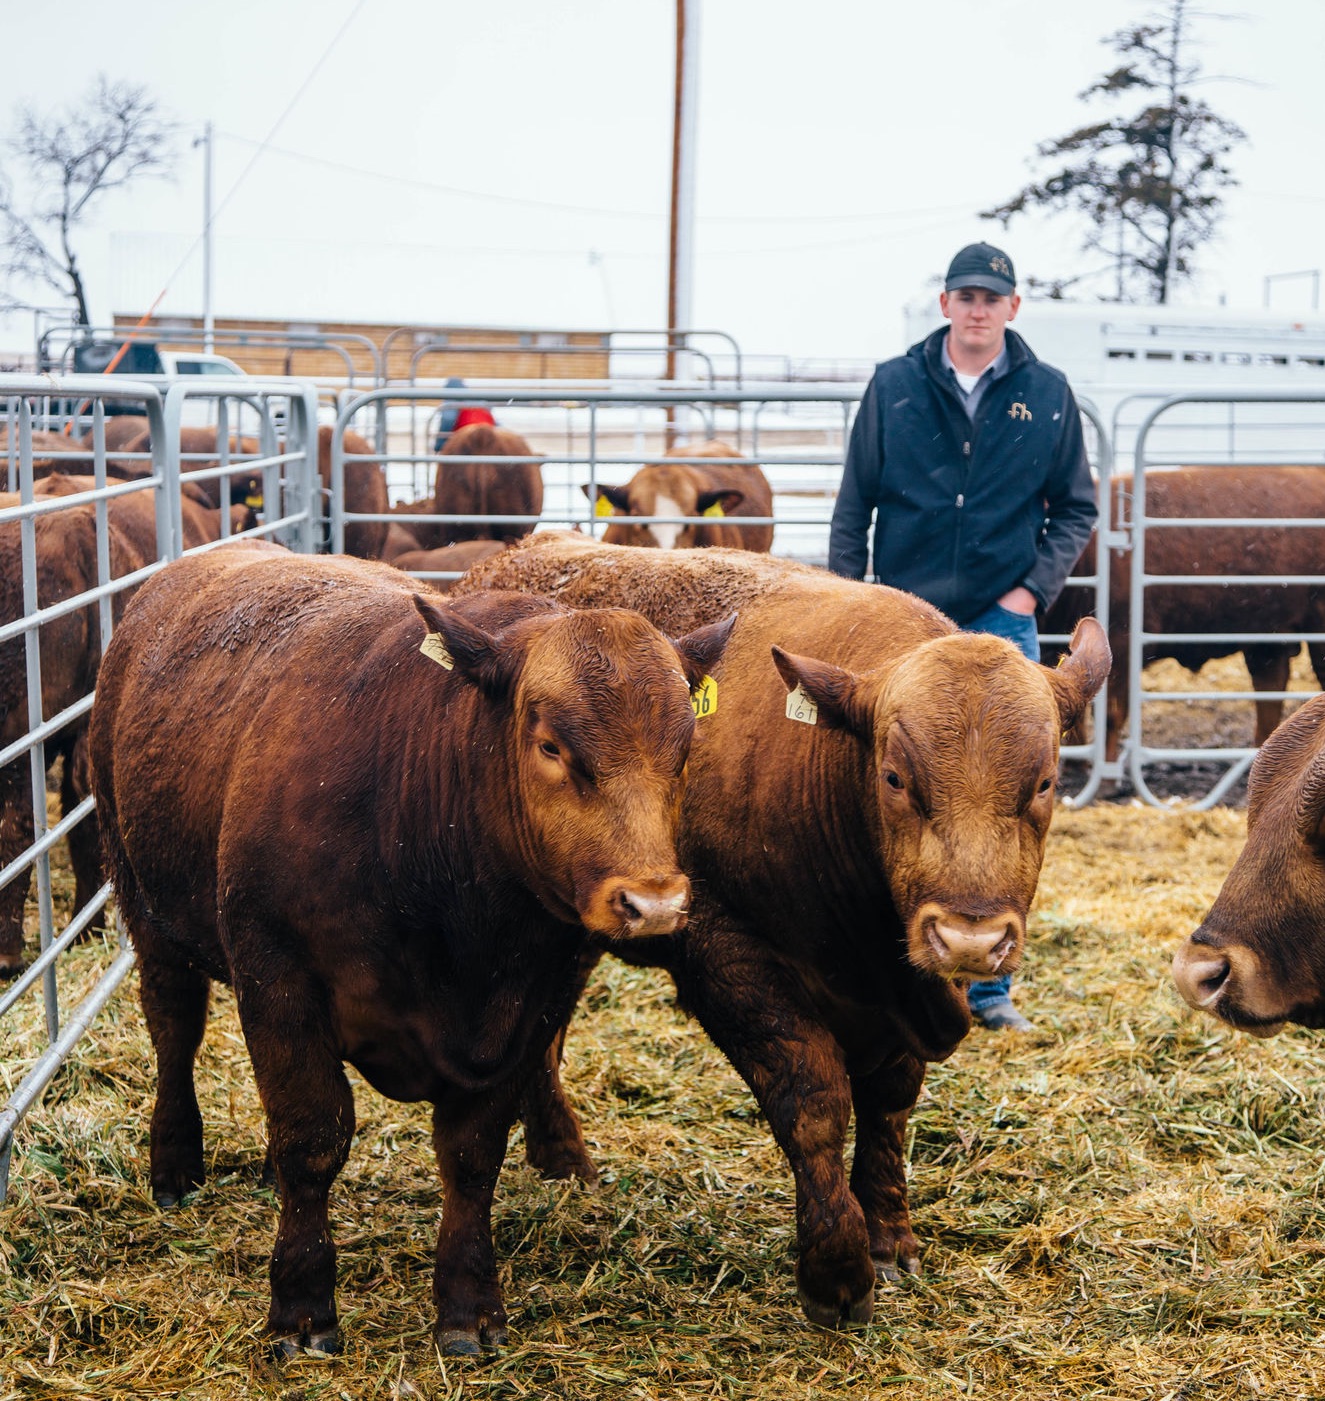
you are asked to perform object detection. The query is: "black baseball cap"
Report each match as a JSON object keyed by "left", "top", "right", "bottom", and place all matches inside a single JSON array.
[{"left": 944, "top": 242, "right": 1016, "bottom": 296}]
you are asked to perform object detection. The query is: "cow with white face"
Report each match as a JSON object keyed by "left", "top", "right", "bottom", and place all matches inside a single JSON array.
[{"left": 586, "top": 440, "right": 774, "bottom": 552}]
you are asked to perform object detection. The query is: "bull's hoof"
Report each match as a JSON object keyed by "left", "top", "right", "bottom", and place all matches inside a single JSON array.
[
  {"left": 525, "top": 1144, "right": 600, "bottom": 1184},
  {"left": 0, "top": 959, "right": 27, "bottom": 982},
  {"left": 875, "top": 1250, "right": 921, "bottom": 1283},
  {"left": 797, "top": 1285, "right": 875, "bottom": 1328},
  {"left": 435, "top": 1322, "right": 508, "bottom": 1355},
  {"left": 269, "top": 1327, "right": 341, "bottom": 1360}
]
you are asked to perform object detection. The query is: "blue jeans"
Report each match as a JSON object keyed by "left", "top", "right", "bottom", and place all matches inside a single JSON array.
[{"left": 961, "top": 600, "right": 1040, "bottom": 1007}]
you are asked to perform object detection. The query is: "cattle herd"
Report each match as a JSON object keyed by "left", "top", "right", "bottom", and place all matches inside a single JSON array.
[{"left": 3, "top": 413, "right": 1324, "bottom": 1362}]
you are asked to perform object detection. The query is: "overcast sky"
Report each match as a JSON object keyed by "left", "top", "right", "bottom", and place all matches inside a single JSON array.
[{"left": 1, "top": 0, "right": 1322, "bottom": 365}]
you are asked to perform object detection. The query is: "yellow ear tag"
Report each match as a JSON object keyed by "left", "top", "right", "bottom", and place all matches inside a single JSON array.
[
  {"left": 785, "top": 682, "right": 818, "bottom": 726},
  {"left": 690, "top": 675, "right": 718, "bottom": 718},
  {"left": 702, "top": 500, "right": 725, "bottom": 518},
  {"left": 594, "top": 493, "right": 615, "bottom": 518},
  {"left": 244, "top": 492, "right": 264, "bottom": 509},
  {"left": 420, "top": 633, "right": 455, "bottom": 670}
]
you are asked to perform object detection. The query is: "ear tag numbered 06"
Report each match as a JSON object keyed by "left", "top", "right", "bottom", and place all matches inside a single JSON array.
[
  {"left": 785, "top": 682, "right": 818, "bottom": 726},
  {"left": 702, "top": 501, "right": 725, "bottom": 518},
  {"left": 420, "top": 633, "right": 455, "bottom": 670},
  {"left": 690, "top": 675, "right": 717, "bottom": 718}
]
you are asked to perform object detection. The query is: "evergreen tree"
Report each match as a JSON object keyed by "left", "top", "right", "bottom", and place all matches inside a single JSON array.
[{"left": 983, "top": 0, "right": 1245, "bottom": 303}]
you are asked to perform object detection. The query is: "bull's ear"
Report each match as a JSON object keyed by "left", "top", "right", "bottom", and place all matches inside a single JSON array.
[
  {"left": 1294, "top": 750, "right": 1325, "bottom": 847},
  {"left": 412, "top": 593, "right": 518, "bottom": 698},
  {"left": 1042, "top": 616, "right": 1111, "bottom": 735},
  {"left": 580, "top": 482, "right": 630, "bottom": 512},
  {"left": 770, "top": 645, "right": 872, "bottom": 738},
  {"left": 671, "top": 612, "right": 737, "bottom": 688},
  {"left": 696, "top": 489, "right": 745, "bottom": 515}
]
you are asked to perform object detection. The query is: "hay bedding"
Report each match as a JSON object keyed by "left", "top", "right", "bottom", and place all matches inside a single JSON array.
[{"left": 4, "top": 664, "right": 1325, "bottom": 1399}]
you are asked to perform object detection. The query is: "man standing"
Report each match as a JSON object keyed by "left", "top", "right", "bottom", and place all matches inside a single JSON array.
[{"left": 828, "top": 241, "right": 1097, "bottom": 1031}]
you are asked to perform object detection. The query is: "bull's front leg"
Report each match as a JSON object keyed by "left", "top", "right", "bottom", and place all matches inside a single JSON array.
[
  {"left": 677, "top": 928, "right": 875, "bottom": 1327},
  {"left": 849, "top": 1052, "right": 925, "bottom": 1282},
  {"left": 519, "top": 947, "right": 599, "bottom": 1182},
  {"left": 431, "top": 1083, "right": 520, "bottom": 1354}
]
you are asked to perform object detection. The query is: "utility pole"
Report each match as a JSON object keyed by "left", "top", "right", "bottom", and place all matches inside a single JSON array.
[
  {"left": 666, "top": 0, "right": 700, "bottom": 405},
  {"left": 194, "top": 121, "right": 215, "bottom": 351}
]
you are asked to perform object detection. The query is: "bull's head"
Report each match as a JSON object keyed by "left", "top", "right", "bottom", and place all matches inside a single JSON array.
[
  {"left": 1172, "top": 694, "right": 1325, "bottom": 1035},
  {"left": 413, "top": 593, "right": 735, "bottom": 941},
  {"left": 771, "top": 617, "right": 1109, "bottom": 984}
]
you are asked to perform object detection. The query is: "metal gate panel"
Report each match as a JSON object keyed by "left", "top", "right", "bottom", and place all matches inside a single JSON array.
[
  {"left": 0, "top": 375, "right": 320, "bottom": 1200},
  {"left": 1127, "top": 390, "right": 1325, "bottom": 808}
]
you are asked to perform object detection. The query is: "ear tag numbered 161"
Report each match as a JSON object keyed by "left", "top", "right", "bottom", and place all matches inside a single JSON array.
[{"left": 785, "top": 682, "right": 818, "bottom": 725}]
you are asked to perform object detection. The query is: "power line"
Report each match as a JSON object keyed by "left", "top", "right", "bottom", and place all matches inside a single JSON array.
[
  {"left": 210, "top": 130, "right": 975, "bottom": 227},
  {"left": 141, "top": 0, "right": 371, "bottom": 303}
]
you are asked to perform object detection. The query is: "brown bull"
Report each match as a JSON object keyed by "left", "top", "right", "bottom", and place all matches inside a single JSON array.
[
  {"left": 89, "top": 543, "right": 734, "bottom": 1355},
  {"left": 116, "top": 425, "right": 267, "bottom": 508},
  {"left": 456, "top": 533, "right": 1109, "bottom": 1327},
  {"left": 1173, "top": 692, "right": 1325, "bottom": 1036},
  {"left": 587, "top": 439, "right": 774, "bottom": 551},
  {"left": 0, "top": 477, "right": 229, "bottom": 974},
  {"left": 0, "top": 428, "right": 90, "bottom": 482},
  {"left": 1042, "top": 466, "right": 1325, "bottom": 758},
  {"left": 433, "top": 422, "right": 543, "bottom": 545},
  {"left": 315, "top": 424, "right": 388, "bottom": 559},
  {"left": 389, "top": 539, "right": 506, "bottom": 586}
]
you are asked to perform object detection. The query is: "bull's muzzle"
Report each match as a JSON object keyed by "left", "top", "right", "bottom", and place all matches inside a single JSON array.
[
  {"left": 914, "top": 902, "right": 1021, "bottom": 980},
  {"left": 585, "top": 873, "right": 691, "bottom": 939},
  {"left": 1171, "top": 938, "right": 1286, "bottom": 1038}
]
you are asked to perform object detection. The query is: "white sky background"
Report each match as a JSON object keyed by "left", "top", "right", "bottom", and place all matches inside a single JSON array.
[{"left": 0, "top": 0, "right": 1321, "bottom": 366}]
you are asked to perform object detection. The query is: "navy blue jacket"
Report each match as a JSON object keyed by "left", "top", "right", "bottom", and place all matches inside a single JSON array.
[{"left": 827, "top": 327, "right": 1096, "bottom": 625}]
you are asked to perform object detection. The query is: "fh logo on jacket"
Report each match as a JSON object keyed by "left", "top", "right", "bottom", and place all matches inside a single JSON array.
[{"left": 1008, "top": 401, "right": 1033, "bottom": 421}]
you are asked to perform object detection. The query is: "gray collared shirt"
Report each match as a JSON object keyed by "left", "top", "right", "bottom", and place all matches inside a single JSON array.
[{"left": 942, "top": 335, "right": 1009, "bottom": 420}]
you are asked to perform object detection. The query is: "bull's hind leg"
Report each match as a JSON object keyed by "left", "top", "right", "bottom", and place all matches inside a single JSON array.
[
  {"left": 137, "top": 952, "right": 211, "bottom": 1206},
  {"left": 61, "top": 733, "right": 105, "bottom": 929},
  {"left": 0, "top": 759, "right": 35, "bottom": 975},
  {"left": 431, "top": 1084, "right": 519, "bottom": 1354},
  {"left": 677, "top": 928, "right": 875, "bottom": 1328},
  {"left": 229, "top": 956, "right": 354, "bottom": 1358},
  {"left": 849, "top": 1054, "right": 925, "bottom": 1282}
]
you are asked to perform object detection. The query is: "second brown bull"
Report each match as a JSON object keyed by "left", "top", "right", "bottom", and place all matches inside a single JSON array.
[
  {"left": 1042, "top": 465, "right": 1325, "bottom": 759},
  {"left": 457, "top": 532, "right": 1109, "bottom": 1328}
]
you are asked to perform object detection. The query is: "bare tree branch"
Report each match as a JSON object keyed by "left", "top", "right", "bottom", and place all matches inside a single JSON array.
[{"left": 0, "top": 75, "right": 176, "bottom": 324}]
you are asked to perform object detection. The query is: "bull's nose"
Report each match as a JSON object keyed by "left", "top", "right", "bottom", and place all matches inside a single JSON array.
[
  {"left": 607, "top": 875, "right": 690, "bottom": 936},
  {"left": 1172, "top": 943, "right": 1231, "bottom": 1009},
  {"left": 918, "top": 903, "right": 1020, "bottom": 978}
]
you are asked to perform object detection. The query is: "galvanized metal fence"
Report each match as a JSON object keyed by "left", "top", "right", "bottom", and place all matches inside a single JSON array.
[
  {"left": 1, "top": 371, "right": 1321, "bottom": 1200},
  {"left": 0, "top": 375, "right": 320, "bottom": 1198}
]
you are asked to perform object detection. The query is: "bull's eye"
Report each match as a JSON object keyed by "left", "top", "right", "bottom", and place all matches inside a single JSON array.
[
  {"left": 885, "top": 771, "right": 904, "bottom": 791},
  {"left": 539, "top": 740, "right": 560, "bottom": 760},
  {"left": 1038, "top": 777, "right": 1053, "bottom": 796}
]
